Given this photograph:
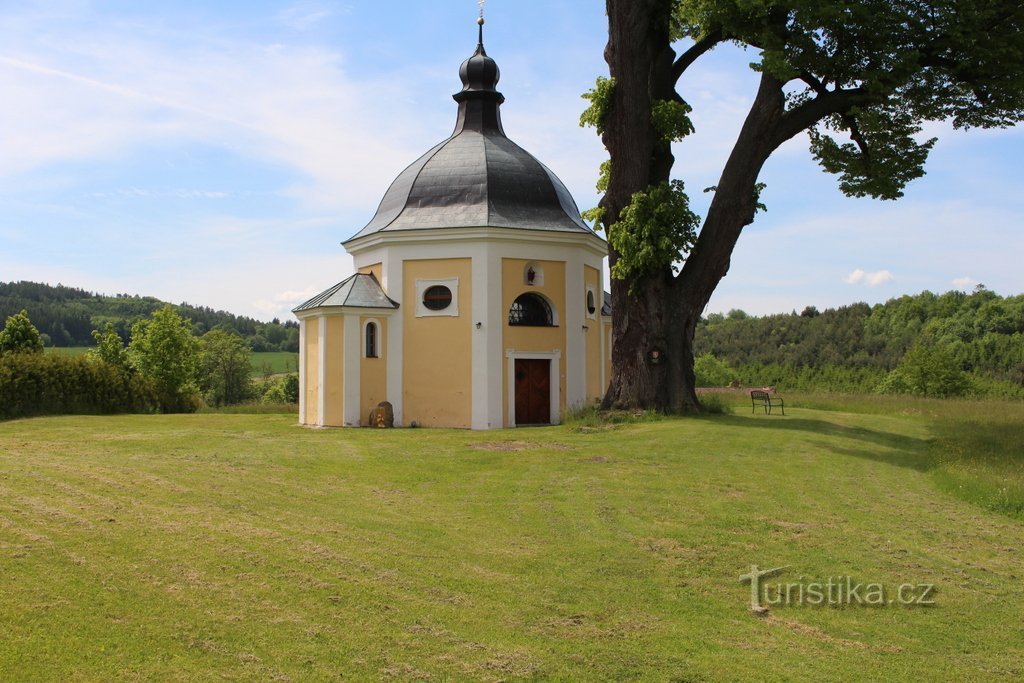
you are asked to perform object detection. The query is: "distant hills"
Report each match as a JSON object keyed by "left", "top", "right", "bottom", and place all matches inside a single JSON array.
[
  {"left": 695, "top": 287, "right": 1024, "bottom": 392},
  {"left": 0, "top": 281, "right": 297, "bottom": 352},
  {"left": 4, "top": 281, "right": 1022, "bottom": 393}
]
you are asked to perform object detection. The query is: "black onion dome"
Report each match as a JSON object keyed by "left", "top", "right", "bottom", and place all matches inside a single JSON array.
[
  {"left": 459, "top": 25, "right": 500, "bottom": 94},
  {"left": 345, "top": 25, "right": 592, "bottom": 244}
]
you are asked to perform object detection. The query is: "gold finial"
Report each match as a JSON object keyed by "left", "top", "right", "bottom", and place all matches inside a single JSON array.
[{"left": 478, "top": 0, "right": 485, "bottom": 25}]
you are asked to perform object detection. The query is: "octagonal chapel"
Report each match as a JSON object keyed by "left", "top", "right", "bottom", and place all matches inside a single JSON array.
[{"left": 293, "top": 22, "right": 611, "bottom": 429}]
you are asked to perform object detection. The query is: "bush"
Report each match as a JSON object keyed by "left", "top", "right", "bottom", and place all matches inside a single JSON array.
[
  {"left": 877, "top": 341, "right": 969, "bottom": 398},
  {"left": 261, "top": 374, "right": 299, "bottom": 404},
  {"left": 0, "top": 310, "right": 44, "bottom": 355},
  {"left": 0, "top": 353, "right": 157, "bottom": 420},
  {"left": 694, "top": 353, "right": 737, "bottom": 387}
]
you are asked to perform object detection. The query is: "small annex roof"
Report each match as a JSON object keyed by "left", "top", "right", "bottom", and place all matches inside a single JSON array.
[
  {"left": 602, "top": 291, "right": 613, "bottom": 317},
  {"left": 292, "top": 273, "right": 399, "bottom": 313}
]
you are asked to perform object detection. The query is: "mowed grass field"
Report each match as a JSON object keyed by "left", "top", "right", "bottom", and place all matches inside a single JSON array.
[{"left": 1, "top": 401, "right": 1023, "bottom": 681}]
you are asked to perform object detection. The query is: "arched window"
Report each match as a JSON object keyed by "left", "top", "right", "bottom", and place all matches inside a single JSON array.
[
  {"left": 365, "top": 322, "right": 379, "bottom": 358},
  {"left": 509, "top": 293, "right": 554, "bottom": 326}
]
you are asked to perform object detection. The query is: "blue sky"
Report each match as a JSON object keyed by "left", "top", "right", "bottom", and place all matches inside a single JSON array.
[{"left": 2, "top": 1, "right": 1021, "bottom": 322}]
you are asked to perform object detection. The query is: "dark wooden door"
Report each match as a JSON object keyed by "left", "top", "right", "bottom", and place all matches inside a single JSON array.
[{"left": 514, "top": 359, "right": 550, "bottom": 425}]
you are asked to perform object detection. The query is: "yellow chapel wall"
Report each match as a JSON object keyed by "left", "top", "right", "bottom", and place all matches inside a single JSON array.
[
  {"left": 584, "top": 265, "right": 602, "bottom": 403},
  {"left": 360, "top": 317, "right": 387, "bottom": 422},
  {"left": 322, "top": 316, "right": 345, "bottom": 426},
  {"left": 402, "top": 258, "right": 473, "bottom": 428},
  {"left": 501, "top": 259, "right": 567, "bottom": 426},
  {"left": 358, "top": 262, "right": 382, "bottom": 282},
  {"left": 303, "top": 317, "right": 320, "bottom": 425}
]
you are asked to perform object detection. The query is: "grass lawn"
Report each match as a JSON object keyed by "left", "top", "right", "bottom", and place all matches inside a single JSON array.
[{"left": 1, "top": 404, "right": 1022, "bottom": 680}]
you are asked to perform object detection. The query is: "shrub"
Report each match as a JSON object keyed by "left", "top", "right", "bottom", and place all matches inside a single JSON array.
[
  {"left": 694, "top": 353, "right": 737, "bottom": 387},
  {"left": 0, "top": 353, "right": 157, "bottom": 420},
  {"left": 877, "top": 341, "right": 969, "bottom": 398},
  {"left": 0, "top": 310, "right": 44, "bottom": 355}
]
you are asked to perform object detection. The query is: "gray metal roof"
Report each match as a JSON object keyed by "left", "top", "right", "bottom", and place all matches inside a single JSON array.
[
  {"left": 602, "top": 291, "right": 613, "bottom": 317},
  {"left": 292, "top": 273, "right": 399, "bottom": 312},
  {"left": 344, "top": 33, "right": 595, "bottom": 244}
]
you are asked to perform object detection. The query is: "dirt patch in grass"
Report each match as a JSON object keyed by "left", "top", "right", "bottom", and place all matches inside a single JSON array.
[{"left": 469, "top": 441, "right": 574, "bottom": 452}]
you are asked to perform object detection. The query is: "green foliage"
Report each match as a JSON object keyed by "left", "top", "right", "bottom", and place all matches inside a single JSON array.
[
  {"left": 260, "top": 374, "right": 300, "bottom": 405},
  {"left": 670, "top": 0, "right": 1024, "bottom": 200},
  {"left": 809, "top": 107, "right": 936, "bottom": 199},
  {"left": 0, "top": 310, "right": 44, "bottom": 355},
  {"left": 693, "top": 353, "right": 737, "bottom": 387},
  {"left": 878, "top": 341, "right": 970, "bottom": 398},
  {"left": 129, "top": 305, "right": 201, "bottom": 413},
  {"left": 199, "top": 329, "right": 254, "bottom": 407},
  {"left": 579, "top": 76, "right": 616, "bottom": 134},
  {"left": 651, "top": 99, "right": 694, "bottom": 142},
  {"left": 89, "top": 322, "right": 129, "bottom": 368},
  {"left": 0, "top": 280, "right": 299, "bottom": 351},
  {"left": 696, "top": 289, "right": 1024, "bottom": 397},
  {"left": 608, "top": 180, "right": 700, "bottom": 280},
  {"left": 0, "top": 353, "right": 156, "bottom": 420}
]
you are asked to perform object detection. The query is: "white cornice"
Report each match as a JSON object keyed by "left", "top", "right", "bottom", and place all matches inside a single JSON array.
[
  {"left": 293, "top": 306, "right": 400, "bottom": 321},
  {"left": 344, "top": 226, "right": 607, "bottom": 258}
]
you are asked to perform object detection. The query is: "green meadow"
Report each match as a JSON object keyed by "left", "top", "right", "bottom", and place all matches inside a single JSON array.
[{"left": 1, "top": 398, "right": 1022, "bottom": 681}]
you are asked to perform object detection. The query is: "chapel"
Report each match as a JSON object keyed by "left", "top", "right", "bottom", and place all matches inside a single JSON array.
[{"left": 293, "top": 19, "right": 611, "bottom": 429}]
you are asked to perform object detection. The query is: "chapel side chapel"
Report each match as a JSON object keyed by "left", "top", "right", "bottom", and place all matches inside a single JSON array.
[{"left": 293, "top": 22, "right": 612, "bottom": 429}]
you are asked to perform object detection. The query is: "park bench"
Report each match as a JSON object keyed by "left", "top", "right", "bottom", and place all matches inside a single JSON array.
[{"left": 750, "top": 389, "right": 785, "bottom": 415}]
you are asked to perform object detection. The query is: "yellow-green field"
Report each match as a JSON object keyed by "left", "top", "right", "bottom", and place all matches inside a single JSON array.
[{"left": 1, "top": 400, "right": 1022, "bottom": 680}]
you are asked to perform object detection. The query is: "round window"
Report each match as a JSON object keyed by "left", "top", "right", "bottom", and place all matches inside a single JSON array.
[
  {"left": 586, "top": 290, "right": 596, "bottom": 315},
  {"left": 422, "top": 285, "right": 453, "bottom": 311}
]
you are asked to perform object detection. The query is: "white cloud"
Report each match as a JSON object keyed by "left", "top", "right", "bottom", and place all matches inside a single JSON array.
[
  {"left": 0, "top": 11, "right": 430, "bottom": 213},
  {"left": 845, "top": 269, "right": 894, "bottom": 287},
  {"left": 952, "top": 276, "right": 980, "bottom": 290}
]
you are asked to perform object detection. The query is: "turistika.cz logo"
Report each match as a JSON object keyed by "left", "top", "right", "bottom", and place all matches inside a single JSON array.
[{"left": 739, "top": 565, "right": 936, "bottom": 611}]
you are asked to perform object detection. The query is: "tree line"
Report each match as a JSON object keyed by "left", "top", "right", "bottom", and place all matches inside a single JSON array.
[
  {"left": 694, "top": 287, "right": 1024, "bottom": 398},
  {"left": 0, "top": 281, "right": 298, "bottom": 352},
  {"left": 1, "top": 307, "right": 298, "bottom": 420}
]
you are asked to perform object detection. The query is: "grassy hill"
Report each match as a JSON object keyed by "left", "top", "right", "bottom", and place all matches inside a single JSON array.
[{"left": 1, "top": 399, "right": 1022, "bottom": 680}]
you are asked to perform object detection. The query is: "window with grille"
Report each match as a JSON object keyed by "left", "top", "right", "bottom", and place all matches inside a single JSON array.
[{"left": 509, "top": 293, "right": 554, "bottom": 326}]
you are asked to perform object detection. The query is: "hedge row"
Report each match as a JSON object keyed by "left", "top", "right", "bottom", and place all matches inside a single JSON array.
[{"left": 0, "top": 353, "right": 157, "bottom": 420}]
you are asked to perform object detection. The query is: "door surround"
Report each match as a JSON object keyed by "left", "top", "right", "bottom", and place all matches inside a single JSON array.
[{"left": 505, "top": 349, "right": 560, "bottom": 427}]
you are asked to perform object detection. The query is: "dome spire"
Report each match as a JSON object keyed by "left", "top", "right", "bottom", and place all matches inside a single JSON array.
[
  {"left": 453, "top": 2, "right": 504, "bottom": 134},
  {"left": 477, "top": 0, "right": 485, "bottom": 47}
]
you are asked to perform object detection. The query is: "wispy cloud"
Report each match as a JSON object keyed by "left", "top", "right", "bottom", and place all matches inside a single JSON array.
[
  {"left": 844, "top": 269, "right": 894, "bottom": 287},
  {"left": 952, "top": 276, "right": 980, "bottom": 290},
  {"left": 0, "top": 9, "right": 429, "bottom": 212}
]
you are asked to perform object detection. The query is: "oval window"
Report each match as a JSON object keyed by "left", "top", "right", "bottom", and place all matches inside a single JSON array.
[
  {"left": 586, "top": 290, "right": 596, "bottom": 315},
  {"left": 422, "top": 285, "right": 453, "bottom": 311}
]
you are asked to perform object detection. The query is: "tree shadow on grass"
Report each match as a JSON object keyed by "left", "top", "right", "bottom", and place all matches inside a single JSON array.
[{"left": 702, "top": 414, "right": 935, "bottom": 472}]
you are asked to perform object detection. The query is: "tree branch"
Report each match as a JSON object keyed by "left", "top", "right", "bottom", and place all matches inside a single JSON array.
[
  {"left": 842, "top": 113, "right": 871, "bottom": 158},
  {"left": 671, "top": 29, "right": 723, "bottom": 83},
  {"left": 772, "top": 86, "right": 871, "bottom": 149}
]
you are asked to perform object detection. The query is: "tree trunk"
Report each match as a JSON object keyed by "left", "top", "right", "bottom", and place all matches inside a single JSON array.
[{"left": 600, "top": 0, "right": 785, "bottom": 413}]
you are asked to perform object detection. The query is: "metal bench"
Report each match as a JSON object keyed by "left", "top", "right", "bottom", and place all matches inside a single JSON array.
[{"left": 750, "top": 389, "right": 785, "bottom": 415}]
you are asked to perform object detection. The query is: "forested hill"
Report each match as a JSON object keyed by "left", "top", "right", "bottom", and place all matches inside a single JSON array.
[
  {"left": 695, "top": 288, "right": 1024, "bottom": 390},
  {"left": 0, "top": 281, "right": 298, "bottom": 352}
]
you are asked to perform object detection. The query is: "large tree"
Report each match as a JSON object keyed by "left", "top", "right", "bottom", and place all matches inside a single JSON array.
[
  {"left": 129, "top": 305, "right": 200, "bottom": 413},
  {"left": 585, "top": 0, "right": 1024, "bottom": 412}
]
